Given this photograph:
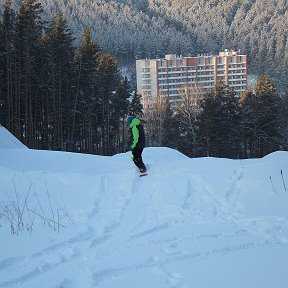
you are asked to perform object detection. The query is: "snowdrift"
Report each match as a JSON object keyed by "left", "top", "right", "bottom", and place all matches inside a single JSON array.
[
  {"left": 0, "top": 126, "right": 27, "bottom": 149},
  {"left": 0, "top": 147, "right": 288, "bottom": 288}
]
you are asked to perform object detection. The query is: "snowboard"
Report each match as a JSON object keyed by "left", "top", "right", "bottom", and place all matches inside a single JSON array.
[{"left": 139, "top": 165, "right": 148, "bottom": 177}]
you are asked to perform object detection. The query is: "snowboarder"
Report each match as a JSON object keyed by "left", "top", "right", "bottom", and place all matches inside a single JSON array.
[{"left": 127, "top": 115, "right": 147, "bottom": 173}]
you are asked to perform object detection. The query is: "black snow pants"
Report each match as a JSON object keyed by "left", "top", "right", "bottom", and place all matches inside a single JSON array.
[{"left": 132, "top": 148, "right": 146, "bottom": 170}]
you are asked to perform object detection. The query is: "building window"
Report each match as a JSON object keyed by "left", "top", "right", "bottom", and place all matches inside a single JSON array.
[{"left": 142, "top": 68, "right": 150, "bottom": 73}]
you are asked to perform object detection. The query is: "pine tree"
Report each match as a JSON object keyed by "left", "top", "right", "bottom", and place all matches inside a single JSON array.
[
  {"left": 0, "top": 0, "right": 15, "bottom": 130},
  {"left": 35, "top": 32, "right": 51, "bottom": 149},
  {"left": 198, "top": 90, "right": 222, "bottom": 157},
  {"left": 112, "top": 76, "right": 131, "bottom": 152},
  {"left": 0, "top": 8, "right": 5, "bottom": 125},
  {"left": 198, "top": 81, "right": 241, "bottom": 158},
  {"left": 97, "top": 52, "right": 120, "bottom": 155},
  {"left": 128, "top": 90, "right": 143, "bottom": 116},
  {"left": 73, "top": 27, "right": 101, "bottom": 153},
  {"left": 254, "top": 75, "right": 281, "bottom": 156},
  {"left": 218, "top": 84, "right": 241, "bottom": 158},
  {"left": 240, "top": 75, "right": 281, "bottom": 157},
  {"left": 279, "top": 90, "right": 288, "bottom": 150},
  {"left": 14, "top": 0, "right": 43, "bottom": 147},
  {"left": 45, "top": 13, "right": 75, "bottom": 150}
]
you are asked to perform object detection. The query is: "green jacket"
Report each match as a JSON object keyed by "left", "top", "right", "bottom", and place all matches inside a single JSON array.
[{"left": 130, "top": 118, "right": 145, "bottom": 149}]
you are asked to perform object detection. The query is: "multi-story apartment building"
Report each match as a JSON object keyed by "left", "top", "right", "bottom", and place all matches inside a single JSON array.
[{"left": 136, "top": 50, "right": 247, "bottom": 106}]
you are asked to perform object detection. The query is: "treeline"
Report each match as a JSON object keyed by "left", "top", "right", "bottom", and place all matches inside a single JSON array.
[
  {"left": 1, "top": 1, "right": 287, "bottom": 159},
  {"left": 0, "top": 0, "right": 138, "bottom": 155},
  {"left": 1, "top": 0, "right": 286, "bottom": 89},
  {"left": 142, "top": 76, "right": 288, "bottom": 158}
]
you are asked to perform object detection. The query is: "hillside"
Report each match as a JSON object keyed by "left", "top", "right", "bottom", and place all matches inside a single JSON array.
[
  {"left": 0, "top": 147, "right": 288, "bottom": 287},
  {"left": 1, "top": 0, "right": 287, "bottom": 88}
]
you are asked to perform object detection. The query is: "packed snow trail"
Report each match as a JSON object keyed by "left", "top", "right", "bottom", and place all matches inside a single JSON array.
[{"left": 0, "top": 148, "right": 288, "bottom": 288}]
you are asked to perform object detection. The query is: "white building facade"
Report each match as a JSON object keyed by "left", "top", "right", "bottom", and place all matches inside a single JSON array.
[{"left": 136, "top": 50, "right": 247, "bottom": 105}]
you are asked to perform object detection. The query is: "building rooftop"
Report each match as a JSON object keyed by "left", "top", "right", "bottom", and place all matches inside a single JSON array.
[{"left": 157, "top": 50, "right": 243, "bottom": 61}]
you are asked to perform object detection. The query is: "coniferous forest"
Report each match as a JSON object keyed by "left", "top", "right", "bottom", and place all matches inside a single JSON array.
[
  {"left": 0, "top": 0, "right": 133, "bottom": 155},
  {"left": 0, "top": 0, "right": 288, "bottom": 158},
  {"left": 1, "top": 0, "right": 287, "bottom": 89}
]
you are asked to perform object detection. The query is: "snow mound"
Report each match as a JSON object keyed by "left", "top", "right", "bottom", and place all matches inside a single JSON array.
[
  {"left": 0, "top": 148, "right": 288, "bottom": 288},
  {"left": 0, "top": 125, "right": 27, "bottom": 149},
  {"left": 143, "top": 146, "right": 189, "bottom": 162},
  {"left": 112, "top": 147, "right": 188, "bottom": 163},
  {"left": 262, "top": 151, "right": 288, "bottom": 161}
]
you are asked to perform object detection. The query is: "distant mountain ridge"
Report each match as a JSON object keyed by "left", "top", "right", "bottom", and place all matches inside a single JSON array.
[{"left": 1, "top": 0, "right": 287, "bottom": 88}]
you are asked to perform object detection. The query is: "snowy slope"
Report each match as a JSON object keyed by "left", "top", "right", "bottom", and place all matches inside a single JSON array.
[
  {"left": 0, "top": 147, "right": 288, "bottom": 288},
  {"left": 0, "top": 126, "right": 27, "bottom": 149}
]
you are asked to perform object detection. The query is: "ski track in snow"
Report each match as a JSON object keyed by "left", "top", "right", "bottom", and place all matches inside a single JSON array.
[{"left": 1, "top": 156, "right": 288, "bottom": 288}]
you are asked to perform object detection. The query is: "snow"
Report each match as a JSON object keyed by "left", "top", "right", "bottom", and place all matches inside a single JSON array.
[
  {"left": 0, "top": 126, "right": 27, "bottom": 149},
  {"left": 0, "top": 147, "right": 288, "bottom": 288}
]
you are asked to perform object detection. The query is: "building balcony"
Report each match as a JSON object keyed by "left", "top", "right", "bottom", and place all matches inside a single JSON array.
[
  {"left": 228, "top": 73, "right": 247, "bottom": 77},
  {"left": 229, "top": 82, "right": 247, "bottom": 86}
]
